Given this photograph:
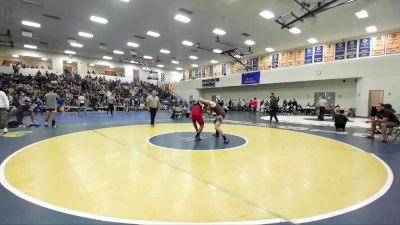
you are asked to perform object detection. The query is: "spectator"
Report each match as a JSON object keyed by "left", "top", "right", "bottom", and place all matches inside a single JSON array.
[
  {"left": 366, "top": 103, "right": 400, "bottom": 142},
  {"left": 334, "top": 109, "right": 348, "bottom": 132},
  {"left": 0, "top": 86, "right": 10, "bottom": 133}
]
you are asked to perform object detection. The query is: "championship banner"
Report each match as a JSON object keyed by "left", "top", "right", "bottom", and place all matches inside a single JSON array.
[
  {"left": 335, "top": 42, "right": 345, "bottom": 60},
  {"left": 222, "top": 64, "right": 227, "bottom": 75},
  {"left": 295, "top": 49, "right": 305, "bottom": 65},
  {"left": 359, "top": 37, "right": 371, "bottom": 57},
  {"left": 252, "top": 58, "right": 259, "bottom": 71},
  {"left": 272, "top": 54, "right": 279, "bottom": 68},
  {"left": 372, "top": 35, "right": 386, "bottom": 56},
  {"left": 304, "top": 47, "right": 313, "bottom": 64},
  {"left": 346, "top": 40, "right": 358, "bottom": 59},
  {"left": 287, "top": 51, "right": 295, "bottom": 67},
  {"left": 209, "top": 66, "right": 214, "bottom": 77},
  {"left": 241, "top": 71, "right": 260, "bottom": 85},
  {"left": 189, "top": 70, "right": 194, "bottom": 79},
  {"left": 258, "top": 56, "right": 268, "bottom": 70},
  {"left": 279, "top": 52, "right": 287, "bottom": 67},
  {"left": 324, "top": 43, "right": 335, "bottom": 62},
  {"left": 314, "top": 46, "right": 324, "bottom": 63},
  {"left": 387, "top": 32, "right": 400, "bottom": 54}
]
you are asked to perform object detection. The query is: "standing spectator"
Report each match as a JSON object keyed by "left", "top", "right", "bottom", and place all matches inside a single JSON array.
[
  {"left": 269, "top": 93, "right": 280, "bottom": 124},
  {"left": 251, "top": 97, "right": 258, "bottom": 114},
  {"left": 107, "top": 94, "right": 116, "bottom": 116},
  {"left": 44, "top": 88, "right": 59, "bottom": 128},
  {"left": 317, "top": 96, "right": 328, "bottom": 121},
  {"left": 78, "top": 94, "right": 86, "bottom": 116},
  {"left": 0, "top": 87, "right": 10, "bottom": 133},
  {"left": 146, "top": 90, "right": 160, "bottom": 126}
]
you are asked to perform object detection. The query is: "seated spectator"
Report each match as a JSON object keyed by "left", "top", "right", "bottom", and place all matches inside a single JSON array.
[
  {"left": 334, "top": 109, "right": 348, "bottom": 132},
  {"left": 9, "top": 98, "right": 35, "bottom": 126},
  {"left": 366, "top": 103, "right": 400, "bottom": 142}
]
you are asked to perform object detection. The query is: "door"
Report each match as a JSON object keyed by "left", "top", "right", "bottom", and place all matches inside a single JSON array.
[{"left": 368, "top": 90, "right": 384, "bottom": 115}]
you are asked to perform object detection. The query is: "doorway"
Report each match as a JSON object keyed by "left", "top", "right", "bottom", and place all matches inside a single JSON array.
[{"left": 368, "top": 90, "right": 384, "bottom": 115}]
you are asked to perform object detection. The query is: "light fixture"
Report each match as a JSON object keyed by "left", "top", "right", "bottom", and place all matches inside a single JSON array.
[
  {"left": 244, "top": 40, "right": 256, "bottom": 46},
  {"left": 307, "top": 38, "right": 318, "bottom": 44},
  {"left": 210, "top": 60, "right": 218, "bottom": 64},
  {"left": 366, "top": 25, "right": 377, "bottom": 33},
  {"left": 355, "top": 10, "right": 368, "bottom": 19},
  {"left": 146, "top": 30, "right": 160, "bottom": 37},
  {"left": 127, "top": 42, "right": 140, "bottom": 48},
  {"left": 171, "top": 60, "right": 179, "bottom": 64},
  {"left": 130, "top": 60, "right": 139, "bottom": 64},
  {"left": 113, "top": 50, "right": 124, "bottom": 55},
  {"left": 234, "top": 55, "right": 241, "bottom": 58},
  {"left": 174, "top": 14, "right": 191, "bottom": 23},
  {"left": 109, "top": 66, "right": 115, "bottom": 69},
  {"left": 213, "top": 28, "right": 226, "bottom": 36},
  {"left": 22, "top": 30, "right": 32, "bottom": 37},
  {"left": 182, "top": 40, "right": 194, "bottom": 46},
  {"left": 157, "top": 64, "right": 164, "bottom": 68},
  {"left": 160, "top": 49, "right": 171, "bottom": 54},
  {"left": 103, "top": 56, "right": 112, "bottom": 60},
  {"left": 21, "top": 20, "right": 41, "bottom": 28},
  {"left": 176, "top": 67, "right": 183, "bottom": 71},
  {"left": 90, "top": 15, "right": 108, "bottom": 24},
  {"left": 265, "top": 47, "right": 275, "bottom": 52},
  {"left": 24, "top": 44, "right": 37, "bottom": 49},
  {"left": 143, "top": 67, "right": 150, "bottom": 70},
  {"left": 64, "top": 50, "right": 76, "bottom": 55},
  {"left": 89, "top": 63, "right": 95, "bottom": 66},
  {"left": 192, "top": 64, "right": 198, "bottom": 68},
  {"left": 143, "top": 55, "right": 153, "bottom": 59},
  {"left": 189, "top": 55, "right": 198, "bottom": 60},
  {"left": 259, "top": 10, "right": 275, "bottom": 19},
  {"left": 120, "top": 0, "right": 130, "bottom": 2},
  {"left": 12, "top": 54, "right": 19, "bottom": 58},
  {"left": 78, "top": 32, "right": 94, "bottom": 38},
  {"left": 70, "top": 42, "right": 83, "bottom": 48},
  {"left": 41, "top": 57, "right": 47, "bottom": 61},
  {"left": 289, "top": 27, "right": 302, "bottom": 34},
  {"left": 213, "top": 49, "right": 222, "bottom": 54}
]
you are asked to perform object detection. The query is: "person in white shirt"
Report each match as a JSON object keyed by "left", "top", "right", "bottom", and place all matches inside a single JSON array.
[
  {"left": 0, "top": 88, "right": 10, "bottom": 133},
  {"left": 317, "top": 96, "right": 329, "bottom": 121},
  {"left": 77, "top": 94, "right": 86, "bottom": 116}
]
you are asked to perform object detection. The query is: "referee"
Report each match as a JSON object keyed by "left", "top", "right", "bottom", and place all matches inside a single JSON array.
[{"left": 146, "top": 90, "right": 160, "bottom": 126}]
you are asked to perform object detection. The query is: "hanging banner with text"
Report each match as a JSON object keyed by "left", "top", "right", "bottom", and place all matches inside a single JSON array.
[
  {"left": 372, "top": 35, "right": 386, "bottom": 56},
  {"left": 346, "top": 40, "right": 358, "bottom": 59},
  {"left": 304, "top": 48, "right": 313, "bottom": 64},
  {"left": 359, "top": 37, "right": 371, "bottom": 57},
  {"left": 272, "top": 54, "right": 279, "bottom": 68},
  {"left": 335, "top": 42, "right": 345, "bottom": 60},
  {"left": 241, "top": 71, "right": 261, "bottom": 85},
  {"left": 314, "top": 46, "right": 324, "bottom": 63}
]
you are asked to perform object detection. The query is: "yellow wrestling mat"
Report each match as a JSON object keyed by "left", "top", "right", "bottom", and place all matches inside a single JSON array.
[{"left": 0, "top": 124, "right": 392, "bottom": 224}]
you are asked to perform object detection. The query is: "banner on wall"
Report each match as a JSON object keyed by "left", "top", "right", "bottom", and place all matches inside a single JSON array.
[
  {"left": 324, "top": 43, "right": 335, "bottom": 62},
  {"left": 202, "top": 78, "right": 219, "bottom": 87},
  {"left": 314, "top": 46, "right": 324, "bottom": 63},
  {"left": 346, "top": 40, "right": 358, "bottom": 59},
  {"left": 295, "top": 49, "right": 305, "bottom": 65},
  {"left": 372, "top": 35, "right": 386, "bottom": 56},
  {"left": 272, "top": 54, "right": 279, "bottom": 68},
  {"left": 287, "top": 51, "right": 295, "bottom": 67},
  {"left": 335, "top": 42, "right": 345, "bottom": 60},
  {"left": 252, "top": 58, "right": 259, "bottom": 71},
  {"left": 241, "top": 71, "right": 260, "bottom": 85},
  {"left": 279, "top": 52, "right": 288, "bottom": 67},
  {"left": 304, "top": 48, "right": 313, "bottom": 64},
  {"left": 387, "top": 32, "right": 400, "bottom": 54},
  {"left": 202, "top": 67, "right": 206, "bottom": 77},
  {"left": 359, "top": 37, "right": 371, "bottom": 57}
]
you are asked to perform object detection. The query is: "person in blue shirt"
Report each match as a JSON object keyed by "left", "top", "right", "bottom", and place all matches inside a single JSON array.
[
  {"left": 124, "top": 97, "right": 130, "bottom": 114},
  {"left": 57, "top": 96, "right": 65, "bottom": 114}
]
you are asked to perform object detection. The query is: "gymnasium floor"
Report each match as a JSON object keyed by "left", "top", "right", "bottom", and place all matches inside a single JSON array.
[{"left": 0, "top": 111, "right": 399, "bottom": 225}]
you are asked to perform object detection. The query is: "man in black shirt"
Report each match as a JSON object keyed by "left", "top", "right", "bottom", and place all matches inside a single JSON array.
[{"left": 366, "top": 103, "right": 400, "bottom": 142}]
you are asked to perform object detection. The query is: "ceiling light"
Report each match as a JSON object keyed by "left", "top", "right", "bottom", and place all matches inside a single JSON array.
[
  {"left": 143, "top": 55, "right": 153, "bottom": 59},
  {"left": 210, "top": 60, "right": 218, "bottom": 64},
  {"left": 259, "top": 10, "right": 275, "bottom": 19},
  {"left": 64, "top": 50, "right": 76, "bottom": 55},
  {"left": 265, "top": 47, "right": 275, "bottom": 52},
  {"left": 103, "top": 56, "right": 112, "bottom": 60},
  {"left": 127, "top": 42, "right": 140, "bottom": 48},
  {"left": 189, "top": 55, "right": 198, "bottom": 60},
  {"left": 234, "top": 55, "right": 241, "bottom": 59},
  {"left": 289, "top": 27, "right": 302, "bottom": 34},
  {"left": 130, "top": 60, "right": 139, "bottom": 64},
  {"left": 120, "top": 0, "right": 130, "bottom": 2},
  {"left": 244, "top": 40, "right": 256, "bottom": 46},
  {"left": 366, "top": 25, "right": 377, "bottom": 33},
  {"left": 192, "top": 64, "right": 198, "bottom": 68},
  {"left": 174, "top": 14, "right": 191, "bottom": 23},
  {"left": 160, "top": 49, "right": 171, "bottom": 54},
  {"left": 22, "top": 30, "right": 32, "bottom": 37},
  {"left": 89, "top": 63, "right": 95, "bottom": 66},
  {"left": 213, "top": 49, "right": 222, "bottom": 54},
  {"left": 307, "top": 38, "right": 318, "bottom": 44},
  {"left": 143, "top": 67, "right": 150, "bottom": 70},
  {"left": 90, "top": 15, "right": 108, "bottom": 24},
  {"left": 70, "top": 42, "right": 83, "bottom": 48},
  {"left": 41, "top": 57, "right": 47, "bottom": 61},
  {"left": 182, "top": 40, "right": 194, "bottom": 46},
  {"left": 21, "top": 20, "right": 41, "bottom": 28},
  {"left": 113, "top": 50, "right": 124, "bottom": 55},
  {"left": 157, "top": 64, "right": 164, "bottom": 68},
  {"left": 176, "top": 67, "right": 183, "bottom": 71},
  {"left": 12, "top": 54, "right": 19, "bottom": 58},
  {"left": 171, "top": 60, "right": 179, "bottom": 64},
  {"left": 78, "top": 32, "right": 94, "bottom": 38},
  {"left": 355, "top": 10, "right": 368, "bottom": 19},
  {"left": 213, "top": 28, "right": 226, "bottom": 36},
  {"left": 24, "top": 44, "right": 37, "bottom": 49},
  {"left": 109, "top": 66, "right": 115, "bottom": 69},
  {"left": 146, "top": 31, "right": 160, "bottom": 37}
]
